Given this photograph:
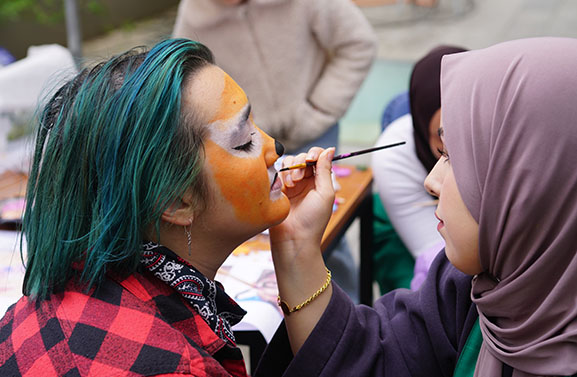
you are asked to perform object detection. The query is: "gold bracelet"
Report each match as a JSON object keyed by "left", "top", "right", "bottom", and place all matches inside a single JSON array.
[{"left": 277, "top": 267, "right": 332, "bottom": 316}]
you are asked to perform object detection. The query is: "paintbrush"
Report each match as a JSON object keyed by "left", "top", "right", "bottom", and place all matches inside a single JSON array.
[{"left": 278, "top": 141, "right": 406, "bottom": 172}]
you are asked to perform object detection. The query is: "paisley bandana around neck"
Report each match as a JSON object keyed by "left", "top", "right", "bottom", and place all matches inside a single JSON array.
[{"left": 140, "top": 242, "right": 246, "bottom": 346}]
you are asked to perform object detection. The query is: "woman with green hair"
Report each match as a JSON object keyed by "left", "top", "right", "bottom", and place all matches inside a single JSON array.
[{"left": 0, "top": 38, "right": 336, "bottom": 376}]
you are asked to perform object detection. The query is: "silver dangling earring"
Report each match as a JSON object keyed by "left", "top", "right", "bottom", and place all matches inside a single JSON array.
[{"left": 184, "top": 220, "right": 192, "bottom": 257}]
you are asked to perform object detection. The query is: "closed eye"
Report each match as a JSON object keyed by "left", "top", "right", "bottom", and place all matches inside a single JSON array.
[
  {"left": 233, "top": 132, "right": 256, "bottom": 152},
  {"left": 233, "top": 140, "right": 254, "bottom": 152}
]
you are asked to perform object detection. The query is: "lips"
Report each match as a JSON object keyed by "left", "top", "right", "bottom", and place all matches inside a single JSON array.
[
  {"left": 435, "top": 212, "right": 444, "bottom": 231},
  {"left": 271, "top": 174, "right": 282, "bottom": 192},
  {"left": 270, "top": 171, "right": 282, "bottom": 192}
]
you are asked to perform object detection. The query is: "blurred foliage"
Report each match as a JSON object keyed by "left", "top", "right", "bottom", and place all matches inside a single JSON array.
[
  {"left": 0, "top": 0, "right": 105, "bottom": 24},
  {"left": 4, "top": 111, "right": 35, "bottom": 141}
]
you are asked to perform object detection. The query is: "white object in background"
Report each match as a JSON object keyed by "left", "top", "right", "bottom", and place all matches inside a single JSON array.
[
  {"left": 0, "top": 231, "right": 26, "bottom": 316},
  {"left": 0, "top": 44, "right": 77, "bottom": 171},
  {"left": 0, "top": 44, "right": 77, "bottom": 112}
]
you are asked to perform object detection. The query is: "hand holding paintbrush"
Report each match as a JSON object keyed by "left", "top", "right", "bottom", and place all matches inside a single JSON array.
[{"left": 278, "top": 141, "right": 406, "bottom": 172}]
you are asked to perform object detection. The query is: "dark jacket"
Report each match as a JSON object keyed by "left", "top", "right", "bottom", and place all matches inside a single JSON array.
[{"left": 255, "top": 252, "right": 478, "bottom": 376}]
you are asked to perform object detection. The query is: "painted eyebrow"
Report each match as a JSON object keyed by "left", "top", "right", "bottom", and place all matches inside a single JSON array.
[
  {"left": 240, "top": 105, "right": 251, "bottom": 127},
  {"left": 229, "top": 104, "right": 252, "bottom": 143},
  {"left": 437, "top": 127, "right": 444, "bottom": 138},
  {"left": 232, "top": 104, "right": 251, "bottom": 133}
]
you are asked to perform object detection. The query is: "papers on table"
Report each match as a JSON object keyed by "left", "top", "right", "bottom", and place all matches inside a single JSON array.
[
  {"left": 216, "top": 233, "right": 282, "bottom": 343},
  {"left": 0, "top": 230, "right": 26, "bottom": 315}
]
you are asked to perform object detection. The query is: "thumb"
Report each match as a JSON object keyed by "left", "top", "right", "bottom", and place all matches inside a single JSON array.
[{"left": 315, "top": 147, "right": 335, "bottom": 196}]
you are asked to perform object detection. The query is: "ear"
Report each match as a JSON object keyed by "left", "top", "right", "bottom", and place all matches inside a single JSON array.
[{"left": 161, "top": 192, "right": 195, "bottom": 226}]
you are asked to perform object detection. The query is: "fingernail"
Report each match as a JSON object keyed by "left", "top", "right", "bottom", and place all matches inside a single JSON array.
[
  {"left": 327, "top": 147, "right": 336, "bottom": 159},
  {"left": 292, "top": 168, "right": 303, "bottom": 180}
]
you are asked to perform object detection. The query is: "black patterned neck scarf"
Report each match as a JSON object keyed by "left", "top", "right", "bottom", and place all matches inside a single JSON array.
[{"left": 140, "top": 242, "right": 246, "bottom": 347}]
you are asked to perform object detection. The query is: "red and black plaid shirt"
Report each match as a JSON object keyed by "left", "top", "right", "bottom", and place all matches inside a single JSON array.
[{"left": 0, "top": 268, "right": 248, "bottom": 376}]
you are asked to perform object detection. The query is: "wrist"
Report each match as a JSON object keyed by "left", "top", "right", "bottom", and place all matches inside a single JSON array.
[
  {"left": 272, "top": 253, "right": 328, "bottom": 308},
  {"left": 277, "top": 267, "right": 331, "bottom": 316},
  {"left": 269, "top": 239, "right": 324, "bottom": 274}
]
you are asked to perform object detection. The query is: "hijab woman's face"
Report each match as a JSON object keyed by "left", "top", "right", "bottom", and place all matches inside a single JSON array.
[
  {"left": 424, "top": 127, "right": 481, "bottom": 275},
  {"left": 183, "top": 65, "right": 289, "bottom": 237}
]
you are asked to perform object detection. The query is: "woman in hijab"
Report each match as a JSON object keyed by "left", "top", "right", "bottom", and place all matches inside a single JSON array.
[{"left": 256, "top": 37, "right": 577, "bottom": 376}]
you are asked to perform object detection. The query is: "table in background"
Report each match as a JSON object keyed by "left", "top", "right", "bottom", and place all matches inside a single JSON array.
[{"left": 322, "top": 165, "right": 374, "bottom": 305}]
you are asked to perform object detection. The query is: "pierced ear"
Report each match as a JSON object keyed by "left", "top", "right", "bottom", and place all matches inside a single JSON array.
[{"left": 161, "top": 193, "right": 195, "bottom": 226}]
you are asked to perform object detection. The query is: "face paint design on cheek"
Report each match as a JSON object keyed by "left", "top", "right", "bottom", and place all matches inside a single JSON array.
[{"left": 205, "top": 136, "right": 289, "bottom": 226}]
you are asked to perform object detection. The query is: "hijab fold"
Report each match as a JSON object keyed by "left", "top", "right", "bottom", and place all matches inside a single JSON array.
[{"left": 441, "top": 37, "right": 577, "bottom": 377}]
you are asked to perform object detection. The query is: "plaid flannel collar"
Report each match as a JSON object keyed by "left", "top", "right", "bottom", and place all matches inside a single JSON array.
[{"left": 140, "top": 242, "right": 246, "bottom": 347}]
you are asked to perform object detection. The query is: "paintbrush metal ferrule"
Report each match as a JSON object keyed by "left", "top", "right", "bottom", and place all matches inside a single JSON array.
[{"left": 278, "top": 141, "right": 406, "bottom": 172}]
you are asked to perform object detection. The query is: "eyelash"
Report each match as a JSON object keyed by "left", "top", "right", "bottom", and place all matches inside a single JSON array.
[
  {"left": 233, "top": 140, "right": 254, "bottom": 152},
  {"left": 437, "top": 148, "right": 450, "bottom": 161},
  {"left": 233, "top": 132, "right": 256, "bottom": 153}
]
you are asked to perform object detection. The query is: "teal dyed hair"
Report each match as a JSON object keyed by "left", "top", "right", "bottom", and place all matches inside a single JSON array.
[{"left": 23, "top": 39, "right": 214, "bottom": 299}]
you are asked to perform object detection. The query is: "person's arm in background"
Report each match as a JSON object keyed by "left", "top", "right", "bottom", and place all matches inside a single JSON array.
[{"left": 290, "top": 0, "right": 377, "bottom": 144}]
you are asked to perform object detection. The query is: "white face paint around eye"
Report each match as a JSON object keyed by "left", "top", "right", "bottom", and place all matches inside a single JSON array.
[{"left": 207, "top": 104, "right": 263, "bottom": 160}]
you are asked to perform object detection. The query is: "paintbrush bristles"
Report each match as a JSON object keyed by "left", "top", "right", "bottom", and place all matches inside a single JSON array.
[{"left": 277, "top": 141, "right": 406, "bottom": 172}]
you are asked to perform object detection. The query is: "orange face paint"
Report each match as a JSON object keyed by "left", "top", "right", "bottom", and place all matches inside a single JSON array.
[
  {"left": 208, "top": 74, "right": 248, "bottom": 125},
  {"left": 201, "top": 70, "right": 289, "bottom": 227}
]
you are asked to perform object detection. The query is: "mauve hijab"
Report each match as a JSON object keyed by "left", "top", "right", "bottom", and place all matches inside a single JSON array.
[
  {"left": 410, "top": 45, "right": 467, "bottom": 172},
  {"left": 441, "top": 38, "right": 577, "bottom": 376}
]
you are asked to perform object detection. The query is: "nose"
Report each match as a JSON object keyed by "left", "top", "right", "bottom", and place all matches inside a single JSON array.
[
  {"left": 424, "top": 158, "right": 443, "bottom": 198},
  {"left": 275, "top": 140, "right": 285, "bottom": 157},
  {"left": 260, "top": 129, "right": 282, "bottom": 166}
]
